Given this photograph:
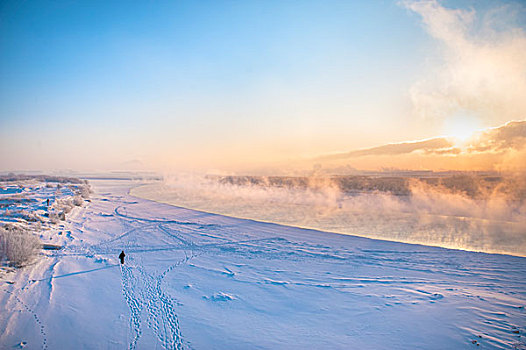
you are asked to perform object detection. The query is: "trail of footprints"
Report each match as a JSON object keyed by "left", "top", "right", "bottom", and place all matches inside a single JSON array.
[
  {"left": 4, "top": 289, "right": 47, "bottom": 349},
  {"left": 113, "top": 203, "right": 340, "bottom": 350},
  {"left": 113, "top": 205, "right": 300, "bottom": 350},
  {"left": 117, "top": 213, "right": 192, "bottom": 350},
  {"left": 120, "top": 261, "right": 187, "bottom": 350},
  {"left": 121, "top": 265, "right": 144, "bottom": 350}
]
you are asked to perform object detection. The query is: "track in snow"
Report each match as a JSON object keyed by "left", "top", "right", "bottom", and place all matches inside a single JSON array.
[
  {"left": 105, "top": 203, "right": 320, "bottom": 350},
  {"left": 103, "top": 206, "right": 195, "bottom": 350},
  {"left": 3, "top": 288, "right": 48, "bottom": 349}
]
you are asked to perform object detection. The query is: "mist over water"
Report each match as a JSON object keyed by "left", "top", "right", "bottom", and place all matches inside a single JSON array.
[{"left": 131, "top": 173, "right": 526, "bottom": 257}]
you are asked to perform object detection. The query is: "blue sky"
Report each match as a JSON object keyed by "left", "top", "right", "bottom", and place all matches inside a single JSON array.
[{"left": 1, "top": 0, "right": 524, "bottom": 172}]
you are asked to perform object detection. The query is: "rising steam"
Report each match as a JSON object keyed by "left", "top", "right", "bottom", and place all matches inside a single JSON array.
[{"left": 132, "top": 172, "right": 526, "bottom": 257}]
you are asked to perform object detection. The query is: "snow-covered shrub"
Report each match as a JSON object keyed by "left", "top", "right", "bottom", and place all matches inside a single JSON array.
[
  {"left": 21, "top": 210, "right": 43, "bottom": 223},
  {"left": 63, "top": 199, "right": 73, "bottom": 213},
  {"left": 73, "top": 196, "right": 83, "bottom": 206},
  {"left": 0, "top": 225, "right": 41, "bottom": 267},
  {"left": 77, "top": 184, "right": 91, "bottom": 199},
  {"left": 53, "top": 198, "right": 74, "bottom": 214},
  {"left": 48, "top": 212, "right": 60, "bottom": 224},
  {"left": 33, "top": 221, "right": 42, "bottom": 230}
]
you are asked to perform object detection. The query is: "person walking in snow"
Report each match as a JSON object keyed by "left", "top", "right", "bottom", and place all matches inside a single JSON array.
[{"left": 119, "top": 250, "right": 126, "bottom": 264}]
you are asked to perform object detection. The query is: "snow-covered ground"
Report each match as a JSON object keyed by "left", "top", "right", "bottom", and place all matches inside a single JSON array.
[
  {"left": 1, "top": 179, "right": 525, "bottom": 349},
  {"left": 0, "top": 177, "right": 89, "bottom": 240}
]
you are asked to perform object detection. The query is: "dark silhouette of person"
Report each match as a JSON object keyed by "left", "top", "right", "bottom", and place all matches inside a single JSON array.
[
  {"left": 46, "top": 198, "right": 49, "bottom": 206},
  {"left": 119, "top": 251, "right": 126, "bottom": 264}
]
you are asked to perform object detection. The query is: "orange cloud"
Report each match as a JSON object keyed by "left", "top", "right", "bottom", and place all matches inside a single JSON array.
[
  {"left": 317, "top": 137, "right": 454, "bottom": 160},
  {"left": 313, "top": 120, "right": 526, "bottom": 172}
]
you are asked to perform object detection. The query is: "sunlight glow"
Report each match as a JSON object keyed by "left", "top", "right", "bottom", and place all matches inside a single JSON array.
[{"left": 443, "top": 115, "right": 482, "bottom": 146}]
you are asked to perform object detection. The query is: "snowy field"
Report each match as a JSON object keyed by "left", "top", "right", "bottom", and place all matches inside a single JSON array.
[{"left": 1, "top": 179, "right": 525, "bottom": 349}]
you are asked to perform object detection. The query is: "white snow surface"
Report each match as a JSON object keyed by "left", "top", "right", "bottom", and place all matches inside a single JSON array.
[{"left": 1, "top": 179, "right": 525, "bottom": 349}]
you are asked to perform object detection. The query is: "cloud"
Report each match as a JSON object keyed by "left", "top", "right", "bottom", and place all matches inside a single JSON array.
[
  {"left": 468, "top": 120, "right": 526, "bottom": 153},
  {"left": 313, "top": 120, "right": 526, "bottom": 171},
  {"left": 402, "top": 0, "right": 526, "bottom": 124},
  {"left": 318, "top": 137, "right": 454, "bottom": 160},
  {"left": 318, "top": 120, "right": 526, "bottom": 160}
]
